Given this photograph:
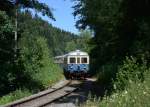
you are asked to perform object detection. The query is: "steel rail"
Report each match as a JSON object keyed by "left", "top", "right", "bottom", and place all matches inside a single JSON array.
[{"left": 3, "top": 80, "right": 76, "bottom": 107}]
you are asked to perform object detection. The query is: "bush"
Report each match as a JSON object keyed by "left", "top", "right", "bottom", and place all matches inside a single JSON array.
[
  {"left": 97, "top": 62, "right": 118, "bottom": 85},
  {"left": 0, "top": 26, "right": 64, "bottom": 105},
  {"left": 17, "top": 33, "right": 64, "bottom": 91},
  {"left": 82, "top": 63, "right": 150, "bottom": 107},
  {"left": 0, "top": 17, "right": 64, "bottom": 104},
  {"left": 115, "top": 56, "right": 147, "bottom": 90}
]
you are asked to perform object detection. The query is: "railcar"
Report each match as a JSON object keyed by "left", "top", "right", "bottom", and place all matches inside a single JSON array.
[{"left": 54, "top": 50, "right": 89, "bottom": 79}]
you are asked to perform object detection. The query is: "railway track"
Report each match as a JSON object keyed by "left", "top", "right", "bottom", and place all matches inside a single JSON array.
[{"left": 3, "top": 80, "right": 80, "bottom": 107}]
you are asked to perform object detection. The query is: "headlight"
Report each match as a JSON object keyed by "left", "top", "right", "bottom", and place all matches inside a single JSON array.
[{"left": 70, "top": 66, "right": 73, "bottom": 68}]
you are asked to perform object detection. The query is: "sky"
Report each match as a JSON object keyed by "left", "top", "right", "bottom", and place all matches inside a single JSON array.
[{"left": 39, "top": 0, "right": 79, "bottom": 34}]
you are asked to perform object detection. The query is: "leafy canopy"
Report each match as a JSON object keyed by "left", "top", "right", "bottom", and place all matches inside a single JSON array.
[{"left": 0, "top": 0, "right": 55, "bottom": 19}]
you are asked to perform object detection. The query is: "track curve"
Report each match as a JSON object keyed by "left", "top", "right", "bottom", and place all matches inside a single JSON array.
[{"left": 3, "top": 80, "right": 80, "bottom": 107}]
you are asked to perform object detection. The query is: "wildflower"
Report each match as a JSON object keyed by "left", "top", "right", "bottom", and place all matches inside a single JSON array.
[
  {"left": 113, "top": 84, "right": 116, "bottom": 90},
  {"left": 143, "top": 91, "right": 146, "bottom": 95},
  {"left": 124, "top": 90, "right": 128, "bottom": 94},
  {"left": 138, "top": 83, "right": 141, "bottom": 86}
]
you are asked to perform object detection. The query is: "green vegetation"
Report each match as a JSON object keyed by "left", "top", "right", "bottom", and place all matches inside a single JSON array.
[
  {"left": 18, "top": 34, "right": 64, "bottom": 89},
  {"left": 73, "top": 0, "right": 150, "bottom": 106},
  {"left": 0, "top": 0, "right": 54, "bottom": 19},
  {"left": 82, "top": 57, "right": 150, "bottom": 107},
  {"left": 65, "top": 30, "right": 92, "bottom": 53},
  {"left": 0, "top": 10, "right": 64, "bottom": 105},
  {"left": 73, "top": 0, "right": 150, "bottom": 68},
  {"left": 0, "top": 10, "right": 15, "bottom": 95},
  {"left": 0, "top": 89, "right": 31, "bottom": 105},
  {"left": 0, "top": 0, "right": 85, "bottom": 105},
  {"left": 18, "top": 11, "right": 78, "bottom": 55},
  {"left": 100, "top": 70, "right": 150, "bottom": 107},
  {"left": 1, "top": 0, "right": 150, "bottom": 106},
  {"left": 0, "top": 33, "right": 64, "bottom": 104},
  {"left": 83, "top": 78, "right": 150, "bottom": 107}
]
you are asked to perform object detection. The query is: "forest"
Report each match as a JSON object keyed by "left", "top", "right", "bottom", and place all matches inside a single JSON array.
[
  {"left": 0, "top": 0, "right": 91, "bottom": 104},
  {"left": 73, "top": 0, "right": 150, "bottom": 106}
]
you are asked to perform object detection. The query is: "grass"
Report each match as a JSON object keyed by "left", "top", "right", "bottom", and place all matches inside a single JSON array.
[
  {"left": 82, "top": 57, "right": 150, "bottom": 107},
  {"left": 0, "top": 64, "right": 64, "bottom": 105},
  {"left": 100, "top": 74, "right": 150, "bottom": 107},
  {"left": 83, "top": 74, "right": 150, "bottom": 107},
  {"left": 0, "top": 72, "right": 64, "bottom": 105},
  {"left": 0, "top": 89, "right": 31, "bottom": 105}
]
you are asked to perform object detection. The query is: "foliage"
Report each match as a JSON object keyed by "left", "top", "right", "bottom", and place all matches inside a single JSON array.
[
  {"left": 72, "top": 0, "right": 150, "bottom": 97},
  {"left": 0, "top": 1, "right": 88, "bottom": 105},
  {"left": 84, "top": 81, "right": 150, "bottom": 107},
  {"left": 97, "top": 62, "right": 118, "bottom": 86},
  {"left": 0, "top": 6, "right": 78, "bottom": 101},
  {"left": 18, "top": 11, "right": 78, "bottom": 55},
  {"left": 73, "top": 1, "right": 150, "bottom": 105},
  {"left": 114, "top": 56, "right": 147, "bottom": 90},
  {"left": 0, "top": 11, "right": 15, "bottom": 95},
  {"left": 0, "top": 31, "right": 64, "bottom": 105},
  {"left": 0, "top": 0, "right": 54, "bottom": 19},
  {"left": 76, "top": 30, "right": 93, "bottom": 52},
  {"left": 17, "top": 33, "right": 64, "bottom": 90},
  {"left": 0, "top": 11, "right": 14, "bottom": 61},
  {"left": 0, "top": 89, "right": 31, "bottom": 105},
  {"left": 65, "top": 30, "right": 92, "bottom": 53},
  {"left": 73, "top": 0, "right": 150, "bottom": 67},
  {"left": 97, "top": 56, "right": 147, "bottom": 91},
  {"left": 65, "top": 41, "right": 77, "bottom": 52},
  {"left": 82, "top": 62, "right": 150, "bottom": 107}
]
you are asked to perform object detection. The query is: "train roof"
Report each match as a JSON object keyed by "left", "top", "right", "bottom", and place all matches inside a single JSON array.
[
  {"left": 66, "top": 50, "right": 88, "bottom": 56},
  {"left": 54, "top": 55, "right": 66, "bottom": 59},
  {"left": 54, "top": 50, "right": 89, "bottom": 59}
]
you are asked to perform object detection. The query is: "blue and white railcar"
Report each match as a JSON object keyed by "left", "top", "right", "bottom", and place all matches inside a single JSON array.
[{"left": 63, "top": 50, "right": 89, "bottom": 78}]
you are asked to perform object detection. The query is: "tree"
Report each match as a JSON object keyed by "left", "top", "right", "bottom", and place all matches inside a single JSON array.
[
  {"left": 17, "top": 11, "right": 78, "bottom": 55},
  {"left": 73, "top": 0, "right": 150, "bottom": 66},
  {"left": 0, "top": 11, "right": 14, "bottom": 94},
  {"left": 0, "top": 0, "right": 54, "bottom": 19},
  {"left": 77, "top": 30, "right": 92, "bottom": 52},
  {"left": 65, "top": 41, "right": 76, "bottom": 52}
]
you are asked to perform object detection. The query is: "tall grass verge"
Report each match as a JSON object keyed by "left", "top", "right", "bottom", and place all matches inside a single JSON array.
[
  {"left": 82, "top": 56, "right": 150, "bottom": 107},
  {"left": 83, "top": 70, "right": 150, "bottom": 107},
  {"left": 0, "top": 89, "right": 31, "bottom": 105}
]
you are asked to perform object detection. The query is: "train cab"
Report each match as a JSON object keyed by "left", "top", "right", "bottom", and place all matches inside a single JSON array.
[{"left": 63, "top": 50, "right": 89, "bottom": 78}]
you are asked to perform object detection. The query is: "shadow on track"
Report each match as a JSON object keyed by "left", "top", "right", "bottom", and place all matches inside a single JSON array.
[{"left": 51, "top": 78, "right": 106, "bottom": 106}]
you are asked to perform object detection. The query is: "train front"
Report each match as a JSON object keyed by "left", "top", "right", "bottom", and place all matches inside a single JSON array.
[{"left": 64, "top": 50, "right": 89, "bottom": 79}]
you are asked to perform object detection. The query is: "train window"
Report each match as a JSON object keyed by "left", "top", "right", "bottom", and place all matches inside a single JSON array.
[
  {"left": 77, "top": 57, "right": 80, "bottom": 64},
  {"left": 70, "top": 57, "right": 76, "bottom": 63},
  {"left": 81, "top": 57, "right": 87, "bottom": 63}
]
